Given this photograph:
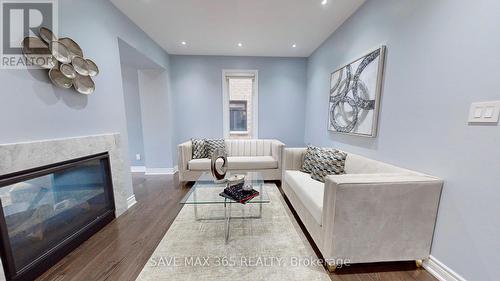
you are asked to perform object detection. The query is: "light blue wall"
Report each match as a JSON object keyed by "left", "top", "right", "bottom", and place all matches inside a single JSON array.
[
  {"left": 0, "top": 0, "right": 171, "bottom": 199},
  {"left": 118, "top": 39, "right": 174, "bottom": 169},
  {"left": 138, "top": 69, "right": 175, "bottom": 169},
  {"left": 121, "top": 64, "right": 145, "bottom": 166},
  {"left": 0, "top": 0, "right": 170, "bottom": 143},
  {"left": 304, "top": 0, "right": 500, "bottom": 280},
  {"left": 170, "top": 55, "right": 307, "bottom": 153}
]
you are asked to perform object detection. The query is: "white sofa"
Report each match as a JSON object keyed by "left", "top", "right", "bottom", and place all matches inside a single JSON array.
[
  {"left": 178, "top": 139, "right": 284, "bottom": 182},
  {"left": 282, "top": 148, "right": 443, "bottom": 269}
]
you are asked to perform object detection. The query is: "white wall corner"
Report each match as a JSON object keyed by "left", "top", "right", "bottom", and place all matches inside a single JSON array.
[
  {"left": 127, "top": 194, "right": 137, "bottom": 209},
  {"left": 423, "top": 255, "right": 466, "bottom": 281},
  {"left": 131, "top": 166, "right": 146, "bottom": 173},
  {"left": 145, "top": 167, "right": 175, "bottom": 175}
]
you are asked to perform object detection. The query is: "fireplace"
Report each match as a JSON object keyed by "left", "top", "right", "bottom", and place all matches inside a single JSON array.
[{"left": 0, "top": 153, "right": 115, "bottom": 281}]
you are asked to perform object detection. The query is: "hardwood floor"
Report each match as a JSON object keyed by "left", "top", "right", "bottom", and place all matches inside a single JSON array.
[
  {"left": 37, "top": 174, "right": 437, "bottom": 281},
  {"left": 37, "top": 174, "right": 189, "bottom": 281}
]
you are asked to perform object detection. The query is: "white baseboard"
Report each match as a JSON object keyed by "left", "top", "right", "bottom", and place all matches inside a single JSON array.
[
  {"left": 145, "top": 167, "right": 175, "bottom": 175},
  {"left": 131, "top": 166, "right": 146, "bottom": 173},
  {"left": 423, "top": 255, "right": 466, "bottom": 281},
  {"left": 127, "top": 195, "right": 137, "bottom": 209},
  {"left": 131, "top": 166, "right": 175, "bottom": 175}
]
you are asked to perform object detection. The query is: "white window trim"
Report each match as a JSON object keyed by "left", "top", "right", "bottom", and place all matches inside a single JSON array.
[
  {"left": 229, "top": 130, "right": 249, "bottom": 135},
  {"left": 222, "top": 69, "right": 259, "bottom": 139}
]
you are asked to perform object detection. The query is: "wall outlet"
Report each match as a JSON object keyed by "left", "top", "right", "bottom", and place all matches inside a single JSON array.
[
  {"left": 136, "top": 154, "right": 141, "bottom": 160},
  {"left": 468, "top": 101, "right": 500, "bottom": 124}
]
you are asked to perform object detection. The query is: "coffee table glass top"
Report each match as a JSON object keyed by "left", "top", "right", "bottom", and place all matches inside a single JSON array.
[{"left": 180, "top": 172, "right": 270, "bottom": 204}]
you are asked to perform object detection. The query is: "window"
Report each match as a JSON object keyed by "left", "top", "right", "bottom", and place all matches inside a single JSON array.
[
  {"left": 229, "top": 101, "right": 247, "bottom": 132},
  {"left": 223, "top": 70, "right": 258, "bottom": 139}
]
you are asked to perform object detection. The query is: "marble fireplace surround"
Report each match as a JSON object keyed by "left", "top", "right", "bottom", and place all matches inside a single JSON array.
[
  {"left": 0, "top": 133, "right": 134, "bottom": 216},
  {"left": 0, "top": 134, "right": 134, "bottom": 280}
]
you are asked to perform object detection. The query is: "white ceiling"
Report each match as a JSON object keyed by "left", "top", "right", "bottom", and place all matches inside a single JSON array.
[{"left": 110, "top": 0, "right": 366, "bottom": 57}]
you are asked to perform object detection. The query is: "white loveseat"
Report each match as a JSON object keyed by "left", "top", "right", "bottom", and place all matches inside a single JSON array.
[
  {"left": 282, "top": 148, "right": 443, "bottom": 269},
  {"left": 178, "top": 139, "right": 284, "bottom": 182}
]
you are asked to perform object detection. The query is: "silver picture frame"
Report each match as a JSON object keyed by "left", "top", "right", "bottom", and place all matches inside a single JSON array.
[{"left": 327, "top": 45, "right": 386, "bottom": 138}]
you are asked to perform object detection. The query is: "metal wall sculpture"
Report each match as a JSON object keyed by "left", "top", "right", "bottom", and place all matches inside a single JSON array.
[
  {"left": 328, "top": 46, "right": 386, "bottom": 137},
  {"left": 22, "top": 27, "right": 99, "bottom": 95}
]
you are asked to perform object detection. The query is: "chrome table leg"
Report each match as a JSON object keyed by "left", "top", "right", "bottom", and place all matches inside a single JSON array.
[{"left": 224, "top": 199, "right": 232, "bottom": 244}]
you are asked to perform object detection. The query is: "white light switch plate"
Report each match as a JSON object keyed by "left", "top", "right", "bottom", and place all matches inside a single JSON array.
[
  {"left": 484, "top": 107, "right": 494, "bottom": 118},
  {"left": 468, "top": 101, "right": 500, "bottom": 123}
]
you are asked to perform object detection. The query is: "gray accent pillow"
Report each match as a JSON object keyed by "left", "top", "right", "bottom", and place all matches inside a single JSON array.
[
  {"left": 301, "top": 145, "right": 319, "bottom": 173},
  {"left": 302, "top": 145, "right": 338, "bottom": 173},
  {"left": 205, "top": 138, "right": 226, "bottom": 158},
  {"left": 310, "top": 149, "right": 347, "bottom": 183},
  {"left": 191, "top": 138, "right": 207, "bottom": 159}
]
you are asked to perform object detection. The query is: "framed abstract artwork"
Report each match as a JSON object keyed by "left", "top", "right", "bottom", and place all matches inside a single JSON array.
[{"left": 328, "top": 46, "right": 386, "bottom": 137}]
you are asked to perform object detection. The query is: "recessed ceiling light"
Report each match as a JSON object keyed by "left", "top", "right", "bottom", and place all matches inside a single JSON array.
[
  {"left": 181, "top": 41, "right": 187, "bottom": 45},
  {"left": 292, "top": 44, "right": 297, "bottom": 48},
  {"left": 237, "top": 42, "right": 243, "bottom": 47},
  {"left": 321, "top": 0, "right": 328, "bottom": 5}
]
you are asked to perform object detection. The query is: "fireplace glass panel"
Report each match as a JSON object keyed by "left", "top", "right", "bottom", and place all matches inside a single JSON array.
[{"left": 0, "top": 157, "right": 114, "bottom": 274}]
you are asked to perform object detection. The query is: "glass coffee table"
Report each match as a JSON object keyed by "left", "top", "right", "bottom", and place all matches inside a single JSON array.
[{"left": 180, "top": 172, "right": 270, "bottom": 243}]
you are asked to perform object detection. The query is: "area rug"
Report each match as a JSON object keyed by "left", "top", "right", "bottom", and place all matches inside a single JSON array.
[{"left": 136, "top": 184, "right": 330, "bottom": 281}]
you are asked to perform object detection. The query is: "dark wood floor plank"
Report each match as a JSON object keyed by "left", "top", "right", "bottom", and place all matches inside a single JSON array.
[
  {"left": 37, "top": 174, "right": 437, "bottom": 281},
  {"left": 330, "top": 261, "right": 433, "bottom": 281},
  {"left": 407, "top": 268, "right": 438, "bottom": 281},
  {"left": 37, "top": 174, "right": 188, "bottom": 281}
]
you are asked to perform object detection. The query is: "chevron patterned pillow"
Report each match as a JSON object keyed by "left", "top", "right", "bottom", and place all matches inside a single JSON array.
[
  {"left": 205, "top": 138, "right": 226, "bottom": 158},
  {"left": 310, "top": 149, "right": 347, "bottom": 183},
  {"left": 191, "top": 138, "right": 207, "bottom": 159},
  {"left": 301, "top": 145, "right": 319, "bottom": 173},
  {"left": 302, "top": 145, "right": 339, "bottom": 173}
]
